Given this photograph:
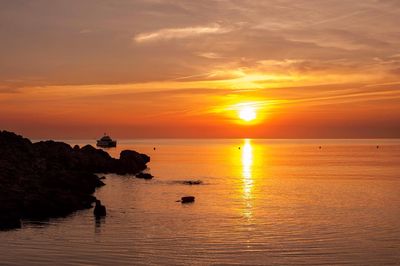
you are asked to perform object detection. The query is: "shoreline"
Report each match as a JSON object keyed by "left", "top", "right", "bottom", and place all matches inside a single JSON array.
[{"left": 0, "top": 130, "right": 150, "bottom": 230}]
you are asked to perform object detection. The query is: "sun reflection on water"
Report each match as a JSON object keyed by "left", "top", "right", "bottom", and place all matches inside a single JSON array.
[{"left": 242, "top": 139, "right": 253, "bottom": 218}]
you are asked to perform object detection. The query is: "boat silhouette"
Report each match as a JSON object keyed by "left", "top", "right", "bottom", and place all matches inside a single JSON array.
[{"left": 96, "top": 134, "right": 117, "bottom": 148}]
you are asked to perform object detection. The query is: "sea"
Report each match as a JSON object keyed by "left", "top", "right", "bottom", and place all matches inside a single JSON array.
[{"left": 1, "top": 139, "right": 400, "bottom": 265}]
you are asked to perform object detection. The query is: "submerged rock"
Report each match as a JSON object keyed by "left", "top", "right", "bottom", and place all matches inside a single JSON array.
[
  {"left": 0, "top": 130, "right": 150, "bottom": 230},
  {"left": 135, "top": 172, "right": 153, "bottom": 179},
  {"left": 181, "top": 180, "right": 202, "bottom": 185},
  {"left": 181, "top": 196, "right": 195, "bottom": 203}
]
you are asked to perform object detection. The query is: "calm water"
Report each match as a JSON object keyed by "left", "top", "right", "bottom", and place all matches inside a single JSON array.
[{"left": 1, "top": 139, "right": 400, "bottom": 265}]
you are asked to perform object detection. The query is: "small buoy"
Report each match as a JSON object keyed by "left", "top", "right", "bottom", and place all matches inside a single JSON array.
[
  {"left": 153, "top": 147, "right": 156, "bottom": 150},
  {"left": 238, "top": 147, "right": 241, "bottom": 150},
  {"left": 376, "top": 145, "right": 379, "bottom": 149},
  {"left": 319, "top": 146, "right": 322, "bottom": 149}
]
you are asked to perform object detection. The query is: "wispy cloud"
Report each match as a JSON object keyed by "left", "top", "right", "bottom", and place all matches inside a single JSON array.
[
  {"left": 310, "top": 10, "right": 369, "bottom": 26},
  {"left": 196, "top": 52, "right": 224, "bottom": 59},
  {"left": 133, "top": 23, "right": 231, "bottom": 43},
  {"left": 0, "top": 87, "right": 20, "bottom": 94},
  {"left": 79, "top": 28, "right": 92, "bottom": 34}
]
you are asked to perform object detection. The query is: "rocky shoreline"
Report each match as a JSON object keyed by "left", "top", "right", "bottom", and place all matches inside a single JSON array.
[{"left": 0, "top": 131, "right": 150, "bottom": 230}]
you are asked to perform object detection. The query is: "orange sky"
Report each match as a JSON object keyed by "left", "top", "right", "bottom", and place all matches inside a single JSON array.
[{"left": 0, "top": 1, "right": 399, "bottom": 138}]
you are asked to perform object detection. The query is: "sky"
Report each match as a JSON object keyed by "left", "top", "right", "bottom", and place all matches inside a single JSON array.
[{"left": 0, "top": 0, "right": 399, "bottom": 138}]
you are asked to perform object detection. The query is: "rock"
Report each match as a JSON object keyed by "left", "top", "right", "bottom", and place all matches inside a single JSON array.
[
  {"left": 0, "top": 213, "right": 21, "bottom": 230},
  {"left": 181, "top": 196, "right": 195, "bottom": 203},
  {"left": 76, "top": 144, "right": 116, "bottom": 173},
  {"left": 117, "top": 150, "right": 150, "bottom": 175},
  {"left": 135, "top": 172, "right": 153, "bottom": 179},
  {"left": 95, "top": 179, "right": 106, "bottom": 187},
  {"left": 0, "top": 218, "right": 21, "bottom": 230},
  {"left": 0, "top": 130, "right": 150, "bottom": 230},
  {"left": 182, "top": 180, "right": 202, "bottom": 185},
  {"left": 93, "top": 200, "right": 106, "bottom": 217}
]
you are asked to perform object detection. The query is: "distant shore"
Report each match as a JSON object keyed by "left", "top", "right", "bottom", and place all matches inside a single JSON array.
[{"left": 0, "top": 130, "right": 150, "bottom": 230}]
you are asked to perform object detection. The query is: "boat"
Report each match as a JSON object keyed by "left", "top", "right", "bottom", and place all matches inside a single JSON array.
[{"left": 96, "top": 134, "right": 117, "bottom": 148}]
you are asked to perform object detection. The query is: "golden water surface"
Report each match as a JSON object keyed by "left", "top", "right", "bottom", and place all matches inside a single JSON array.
[{"left": 1, "top": 139, "right": 400, "bottom": 265}]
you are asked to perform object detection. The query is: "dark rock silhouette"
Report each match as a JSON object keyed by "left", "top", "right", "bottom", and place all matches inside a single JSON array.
[
  {"left": 135, "top": 172, "right": 153, "bottom": 179},
  {"left": 0, "top": 130, "right": 149, "bottom": 230},
  {"left": 181, "top": 196, "right": 195, "bottom": 203},
  {"left": 93, "top": 200, "right": 106, "bottom": 217},
  {"left": 181, "top": 180, "right": 202, "bottom": 185},
  {"left": 0, "top": 212, "right": 21, "bottom": 230},
  {"left": 117, "top": 150, "right": 150, "bottom": 175}
]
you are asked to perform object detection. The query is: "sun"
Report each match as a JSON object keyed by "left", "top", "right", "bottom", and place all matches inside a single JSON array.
[{"left": 239, "top": 106, "right": 256, "bottom": 122}]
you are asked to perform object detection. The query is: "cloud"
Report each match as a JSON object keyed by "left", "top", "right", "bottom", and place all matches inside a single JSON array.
[
  {"left": 133, "top": 23, "right": 231, "bottom": 43},
  {"left": 196, "top": 52, "right": 224, "bottom": 59},
  {"left": 0, "top": 87, "right": 20, "bottom": 94},
  {"left": 309, "top": 10, "right": 369, "bottom": 26},
  {"left": 79, "top": 29, "right": 92, "bottom": 34}
]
